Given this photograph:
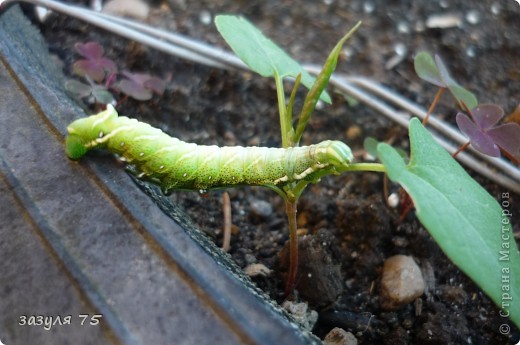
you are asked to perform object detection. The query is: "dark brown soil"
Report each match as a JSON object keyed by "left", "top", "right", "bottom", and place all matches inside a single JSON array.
[{"left": 32, "top": 0, "right": 519, "bottom": 343}]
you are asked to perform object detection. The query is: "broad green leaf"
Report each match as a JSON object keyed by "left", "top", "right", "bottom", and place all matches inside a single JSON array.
[
  {"left": 215, "top": 15, "right": 331, "bottom": 103},
  {"left": 377, "top": 118, "right": 520, "bottom": 328}
]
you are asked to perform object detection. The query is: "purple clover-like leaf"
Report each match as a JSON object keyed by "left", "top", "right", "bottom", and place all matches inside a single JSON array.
[
  {"left": 456, "top": 104, "right": 520, "bottom": 159},
  {"left": 116, "top": 71, "right": 165, "bottom": 101},
  {"left": 72, "top": 42, "right": 117, "bottom": 82}
]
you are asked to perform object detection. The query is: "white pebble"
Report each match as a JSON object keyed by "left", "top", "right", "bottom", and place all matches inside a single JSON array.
[
  {"left": 465, "top": 10, "right": 480, "bottom": 25},
  {"left": 244, "top": 263, "right": 271, "bottom": 277},
  {"left": 199, "top": 10, "right": 212, "bottom": 25},
  {"left": 281, "top": 301, "right": 318, "bottom": 331},
  {"left": 426, "top": 13, "right": 462, "bottom": 29},
  {"left": 102, "top": 0, "right": 150, "bottom": 20},
  {"left": 387, "top": 193, "right": 399, "bottom": 208}
]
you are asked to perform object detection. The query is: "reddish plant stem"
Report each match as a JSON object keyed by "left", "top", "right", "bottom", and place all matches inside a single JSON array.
[
  {"left": 399, "top": 196, "right": 414, "bottom": 223},
  {"left": 383, "top": 174, "right": 389, "bottom": 205},
  {"left": 222, "top": 192, "right": 231, "bottom": 252},
  {"left": 501, "top": 148, "right": 520, "bottom": 166},
  {"left": 423, "top": 87, "right": 445, "bottom": 125},
  {"left": 452, "top": 141, "right": 470, "bottom": 158},
  {"left": 284, "top": 201, "right": 299, "bottom": 296}
]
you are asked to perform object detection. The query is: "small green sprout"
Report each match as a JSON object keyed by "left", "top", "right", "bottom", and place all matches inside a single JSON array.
[{"left": 414, "top": 52, "right": 478, "bottom": 123}]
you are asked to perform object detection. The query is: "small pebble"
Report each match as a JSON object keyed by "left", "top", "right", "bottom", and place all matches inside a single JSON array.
[
  {"left": 465, "top": 10, "right": 480, "bottom": 25},
  {"left": 35, "top": 6, "right": 51, "bottom": 22},
  {"left": 387, "top": 193, "right": 399, "bottom": 208},
  {"left": 363, "top": 1, "right": 375, "bottom": 14},
  {"left": 380, "top": 255, "right": 425, "bottom": 310},
  {"left": 244, "top": 263, "right": 271, "bottom": 278},
  {"left": 346, "top": 125, "right": 362, "bottom": 140},
  {"left": 282, "top": 301, "right": 318, "bottom": 331},
  {"left": 323, "top": 327, "right": 358, "bottom": 345},
  {"left": 249, "top": 199, "right": 273, "bottom": 219},
  {"left": 397, "top": 20, "right": 410, "bottom": 34},
  {"left": 102, "top": 0, "right": 150, "bottom": 20},
  {"left": 199, "top": 10, "right": 212, "bottom": 25},
  {"left": 491, "top": 3, "right": 501, "bottom": 15},
  {"left": 425, "top": 13, "right": 462, "bottom": 29}
]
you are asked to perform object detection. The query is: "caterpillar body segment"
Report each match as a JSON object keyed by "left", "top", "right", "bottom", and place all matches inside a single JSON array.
[{"left": 66, "top": 105, "right": 353, "bottom": 194}]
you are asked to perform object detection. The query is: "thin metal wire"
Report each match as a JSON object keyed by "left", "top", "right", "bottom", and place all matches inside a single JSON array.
[{"left": 1, "top": 0, "right": 518, "bottom": 193}]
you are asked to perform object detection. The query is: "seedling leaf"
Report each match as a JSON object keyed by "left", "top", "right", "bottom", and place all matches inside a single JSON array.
[
  {"left": 414, "top": 52, "right": 477, "bottom": 109},
  {"left": 447, "top": 83, "right": 478, "bottom": 112},
  {"left": 363, "top": 137, "right": 379, "bottom": 158},
  {"left": 215, "top": 15, "right": 331, "bottom": 103},
  {"left": 377, "top": 118, "right": 520, "bottom": 328},
  {"left": 65, "top": 79, "right": 93, "bottom": 98},
  {"left": 65, "top": 79, "right": 115, "bottom": 104},
  {"left": 293, "top": 22, "right": 361, "bottom": 144},
  {"left": 414, "top": 52, "right": 444, "bottom": 87},
  {"left": 91, "top": 85, "right": 116, "bottom": 104}
]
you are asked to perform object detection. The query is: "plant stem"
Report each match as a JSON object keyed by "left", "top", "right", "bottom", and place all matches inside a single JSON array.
[
  {"left": 222, "top": 192, "right": 231, "bottom": 252},
  {"left": 274, "top": 71, "right": 293, "bottom": 148},
  {"left": 399, "top": 194, "right": 414, "bottom": 223},
  {"left": 422, "top": 87, "right": 444, "bottom": 125},
  {"left": 500, "top": 149, "right": 520, "bottom": 166},
  {"left": 285, "top": 74, "right": 301, "bottom": 143},
  {"left": 338, "top": 162, "right": 386, "bottom": 173},
  {"left": 452, "top": 141, "right": 470, "bottom": 158},
  {"left": 284, "top": 200, "right": 299, "bottom": 296}
]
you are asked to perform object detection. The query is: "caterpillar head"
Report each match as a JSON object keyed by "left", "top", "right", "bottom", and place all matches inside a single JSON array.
[
  {"left": 318, "top": 140, "right": 353, "bottom": 169},
  {"left": 66, "top": 105, "right": 119, "bottom": 159}
]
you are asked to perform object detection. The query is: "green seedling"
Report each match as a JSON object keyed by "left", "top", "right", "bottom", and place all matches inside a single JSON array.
[
  {"left": 414, "top": 52, "right": 477, "bottom": 124},
  {"left": 65, "top": 77, "right": 115, "bottom": 105},
  {"left": 216, "top": 15, "right": 366, "bottom": 293}
]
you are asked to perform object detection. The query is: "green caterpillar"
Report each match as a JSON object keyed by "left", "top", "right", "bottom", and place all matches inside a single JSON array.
[{"left": 66, "top": 105, "right": 353, "bottom": 194}]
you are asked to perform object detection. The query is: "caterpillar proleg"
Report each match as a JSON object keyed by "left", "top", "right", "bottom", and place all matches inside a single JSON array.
[{"left": 66, "top": 105, "right": 353, "bottom": 194}]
